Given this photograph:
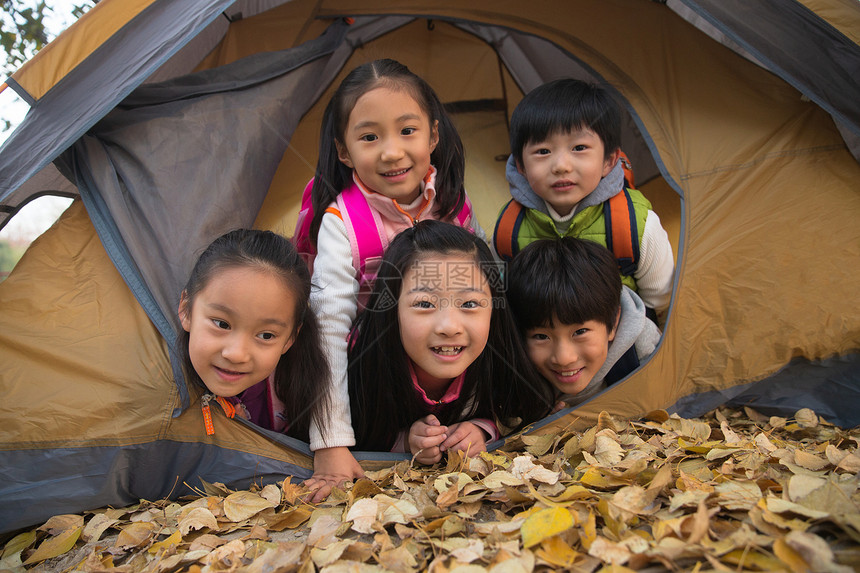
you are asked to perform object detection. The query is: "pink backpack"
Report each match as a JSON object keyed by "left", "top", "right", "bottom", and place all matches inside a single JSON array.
[{"left": 292, "top": 178, "right": 473, "bottom": 306}]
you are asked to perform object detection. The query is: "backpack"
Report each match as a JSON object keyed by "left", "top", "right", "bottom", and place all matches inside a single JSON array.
[
  {"left": 292, "top": 178, "right": 473, "bottom": 304},
  {"left": 493, "top": 151, "right": 641, "bottom": 277}
]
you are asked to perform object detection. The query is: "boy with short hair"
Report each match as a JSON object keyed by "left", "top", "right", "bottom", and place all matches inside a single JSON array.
[
  {"left": 507, "top": 237, "right": 662, "bottom": 409},
  {"left": 493, "top": 78, "right": 674, "bottom": 316}
]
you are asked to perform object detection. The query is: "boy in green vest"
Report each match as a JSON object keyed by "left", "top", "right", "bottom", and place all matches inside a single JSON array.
[
  {"left": 507, "top": 237, "right": 662, "bottom": 410},
  {"left": 493, "top": 79, "right": 674, "bottom": 317}
]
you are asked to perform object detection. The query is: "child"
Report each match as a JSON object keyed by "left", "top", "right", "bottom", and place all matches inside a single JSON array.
[
  {"left": 493, "top": 78, "right": 674, "bottom": 317},
  {"left": 298, "top": 60, "right": 484, "bottom": 494},
  {"left": 507, "top": 237, "right": 662, "bottom": 411},
  {"left": 348, "top": 221, "right": 552, "bottom": 463},
  {"left": 177, "top": 229, "right": 330, "bottom": 442}
]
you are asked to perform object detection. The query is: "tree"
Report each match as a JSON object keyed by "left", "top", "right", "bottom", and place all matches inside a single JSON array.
[
  {"left": 1, "top": 1, "right": 95, "bottom": 130},
  {"left": 0, "top": 239, "right": 20, "bottom": 275}
]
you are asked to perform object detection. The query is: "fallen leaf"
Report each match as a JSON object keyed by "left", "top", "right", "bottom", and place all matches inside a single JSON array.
[
  {"left": 787, "top": 474, "right": 826, "bottom": 502},
  {"left": 23, "top": 526, "right": 81, "bottom": 564},
  {"left": 521, "top": 507, "right": 574, "bottom": 548},
  {"left": 260, "top": 484, "right": 281, "bottom": 506},
  {"left": 483, "top": 470, "right": 524, "bottom": 489},
  {"left": 714, "top": 480, "right": 761, "bottom": 510},
  {"left": 450, "top": 539, "right": 484, "bottom": 562},
  {"left": 223, "top": 491, "right": 277, "bottom": 522},
  {"left": 593, "top": 435, "right": 624, "bottom": 466},
  {"left": 794, "top": 409, "right": 818, "bottom": 428},
  {"left": 178, "top": 507, "right": 219, "bottom": 535},
  {"left": 345, "top": 498, "right": 378, "bottom": 534},
  {"left": 587, "top": 536, "right": 630, "bottom": 565},
  {"left": 510, "top": 455, "right": 560, "bottom": 484}
]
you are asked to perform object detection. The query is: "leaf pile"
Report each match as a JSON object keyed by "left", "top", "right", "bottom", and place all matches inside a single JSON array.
[{"left": 2, "top": 407, "right": 859, "bottom": 572}]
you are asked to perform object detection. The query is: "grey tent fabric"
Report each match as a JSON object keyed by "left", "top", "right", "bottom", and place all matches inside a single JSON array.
[{"left": 0, "top": 0, "right": 238, "bottom": 225}]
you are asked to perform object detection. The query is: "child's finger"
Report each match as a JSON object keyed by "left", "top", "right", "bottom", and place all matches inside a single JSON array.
[
  {"left": 441, "top": 425, "right": 470, "bottom": 449},
  {"left": 415, "top": 447, "right": 443, "bottom": 465},
  {"left": 421, "top": 424, "right": 448, "bottom": 437},
  {"left": 423, "top": 414, "right": 441, "bottom": 426},
  {"left": 415, "top": 432, "right": 447, "bottom": 450}
]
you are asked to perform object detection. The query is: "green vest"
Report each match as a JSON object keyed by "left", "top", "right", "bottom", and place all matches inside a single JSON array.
[{"left": 514, "top": 188, "right": 652, "bottom": 292}]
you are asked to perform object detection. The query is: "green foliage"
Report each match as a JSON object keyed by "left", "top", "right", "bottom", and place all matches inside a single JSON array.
[
  {"left": 1, "top": 1, "right": 96, "bottom": 130},
  {"left": 0, "top": 0, "right": 50, "bottom": 71},
  {"left": 0, "top": 239, "right": 22, "bottom": 276}
]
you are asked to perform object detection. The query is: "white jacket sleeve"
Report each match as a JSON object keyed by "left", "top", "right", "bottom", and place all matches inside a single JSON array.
[
  {"left": 308, "top": 213, "right": 359, "bottom": 450},
  {"left": 634, "top": 210, "right": 675, "bottom": 314}
]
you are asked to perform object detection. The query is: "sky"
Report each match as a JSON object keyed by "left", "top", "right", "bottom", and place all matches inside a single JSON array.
[{"left": 0, "top": 1, "right": 80, "bottom": 243}]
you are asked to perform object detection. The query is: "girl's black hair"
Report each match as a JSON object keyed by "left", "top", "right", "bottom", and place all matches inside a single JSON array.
[
  {"left": 509, "top": 78, "right": 621, "bottom": 165},
  {"left": 507, "top": 237, "right": 622, "bottom": 334},
  {"left": 309, "top": 58, "right": 466, "bottom": 246},
  {"left": 177, "top": 229, "right": 330, "bottom": 441},
  {"left": 347, "top": 221, "right": 553, "bottom": 450}
]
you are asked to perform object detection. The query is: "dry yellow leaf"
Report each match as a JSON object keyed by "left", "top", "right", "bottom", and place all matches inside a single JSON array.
[
  {"left": 147, "top": 529, "right": 182, "bottom": 554},
  {"left": 223, "top": 491, "right": 277, "bottom": 522},
  {"left": 521, "top": 506, "right": 574, "bottom": 548},
  {"left": 22, "top": 526, "right": 81, "bottom": 565},
  {"left": 522, "top": 433, "right": 556, "bottom": 456},
  {"left": 2, "top": 530, "right": 37, "bottom": 560},
  {"left": 535, "top": 535, "right": 581, "bottom": 568}
]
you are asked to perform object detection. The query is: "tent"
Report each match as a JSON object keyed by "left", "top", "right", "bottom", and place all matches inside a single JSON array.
[{"left": 1, "top": 0, "right": 858, "bottom": 534}]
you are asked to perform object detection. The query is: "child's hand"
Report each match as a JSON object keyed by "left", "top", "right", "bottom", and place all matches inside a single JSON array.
[
  {"left": 408, "top": 415, "right": 448, "bottom": 465},
  {"left": 440, "top": 421, "right": 487, "bottom": 457},
  {"left": 303, "top": 446, "right": 364, "bottom": 503}
]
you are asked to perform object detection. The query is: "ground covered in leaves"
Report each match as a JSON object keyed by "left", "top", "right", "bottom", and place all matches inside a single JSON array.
[{"left": 3, "top": 407, "right": 860, "bottom": 572}]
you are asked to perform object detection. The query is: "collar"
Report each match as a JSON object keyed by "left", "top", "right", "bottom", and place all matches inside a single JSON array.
[
  {"left": 353, "top": 166, "right": 436, "bottom": 224},
  {"left": 408, "top": 360, "right": 466, "bottom": 407}
]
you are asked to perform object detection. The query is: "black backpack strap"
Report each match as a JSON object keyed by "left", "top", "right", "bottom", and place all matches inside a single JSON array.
[{"left": 604, "top": 345, "right": 640, "bottom": 386}]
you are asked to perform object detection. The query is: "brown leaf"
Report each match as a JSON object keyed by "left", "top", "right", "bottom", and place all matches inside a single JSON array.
[
  {"left": 281, "top": 479, "right": 306, "bottom": 505},
  {"left": 178, "top": 507, "right": 219, "bottom": 535},
  {"left": 264, "top": 506, "right": 311, "bottom": 531},
  {"left": 188, "top": 533, "right": 227, "bottom": 552}
]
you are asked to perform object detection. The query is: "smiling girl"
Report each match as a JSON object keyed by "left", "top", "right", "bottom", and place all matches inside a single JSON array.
[
  {"left": 347, "top": 221, "right": 552, "bottom": 464},
  {"left": 296, "top": 59, "right": 483, "bottom": 493},
  {"left": 178, "top": 229, "right": 329, "bottom": 441}
]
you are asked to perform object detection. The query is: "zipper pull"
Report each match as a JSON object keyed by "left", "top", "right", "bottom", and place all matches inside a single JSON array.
[{"left": 201, "top": 393, "right": 215, "bottom": 436}]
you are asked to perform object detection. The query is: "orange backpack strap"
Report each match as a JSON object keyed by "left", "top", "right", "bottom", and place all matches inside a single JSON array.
[
  {"left": 492, "top": 199, "right": 526, "bottom": 262},
  {"left": 604, "top": 189, "right": 640, "bottom": 277}
]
